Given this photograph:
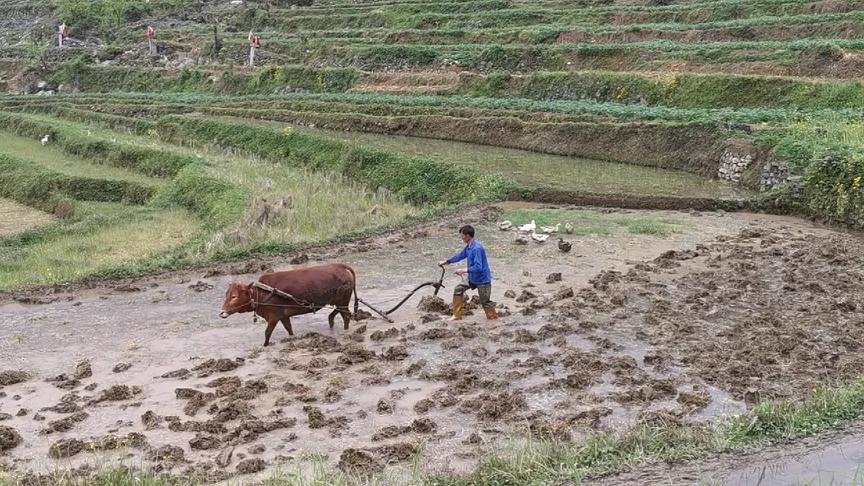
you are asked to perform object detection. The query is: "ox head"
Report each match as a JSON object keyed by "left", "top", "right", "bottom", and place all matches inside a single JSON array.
[{"left": 219, "top": 282, "right": 254, "bottom": 318}]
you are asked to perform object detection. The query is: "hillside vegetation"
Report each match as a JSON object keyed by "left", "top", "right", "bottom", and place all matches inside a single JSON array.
[{"left": 0, "top": 0, "right": 861, "bottom": 288}]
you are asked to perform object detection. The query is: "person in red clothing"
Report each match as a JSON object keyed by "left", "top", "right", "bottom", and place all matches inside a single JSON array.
[{"left": 438, "top": 225, "right": 497, "bottom": 321}]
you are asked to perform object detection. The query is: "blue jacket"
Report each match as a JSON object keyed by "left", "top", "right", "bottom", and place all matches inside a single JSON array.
[{"left": 447, "top": 240, "right": 492, "bottom": 285}]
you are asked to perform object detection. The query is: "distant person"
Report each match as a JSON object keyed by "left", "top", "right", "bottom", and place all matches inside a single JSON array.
[{"left": 438, "top": 225, "right": 497, "bottom": 321}]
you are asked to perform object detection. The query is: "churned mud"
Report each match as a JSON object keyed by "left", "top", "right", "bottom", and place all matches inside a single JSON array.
[{"left": 0, "top": 204, "right": 861, "bottom": 483}]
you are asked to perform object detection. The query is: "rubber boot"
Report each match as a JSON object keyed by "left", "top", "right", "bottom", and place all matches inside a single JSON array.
[
  {"left": 449, "top": 295, "right": 464, "bottom": 321},
  {"left": 484, "top": 306, "right": 498, "bottom": 320}
]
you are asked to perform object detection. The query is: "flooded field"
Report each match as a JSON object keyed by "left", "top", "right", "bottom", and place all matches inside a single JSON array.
[
  {"left": 0, "top": 198, "right": 54, "bottom": 236},
  {"left": 0, "top": 204, "right": 861, "bottom": 483},
  {"left": 296, "top": 127, "right": 749, "bottom": 200}
]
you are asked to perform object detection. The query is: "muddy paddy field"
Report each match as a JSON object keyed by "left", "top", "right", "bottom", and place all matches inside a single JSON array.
[{"left": 0, "top": 204, "right": 862, "bottom": 484}]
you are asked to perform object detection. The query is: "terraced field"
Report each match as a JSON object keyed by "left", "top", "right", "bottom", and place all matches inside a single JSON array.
[{"left": 1, "top": 0, "right": 863, "bottom": 484}]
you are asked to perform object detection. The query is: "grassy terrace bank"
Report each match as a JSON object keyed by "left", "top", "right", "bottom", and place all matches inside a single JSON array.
[
  {"left": 3, "top": 93, "right": 861, "bottom": 226},
  {"left": 5, "top": 377, "right": 864, "bottom": 485},
  {"left": 2, "top": 110, "right": 503, "bottom": 288}
]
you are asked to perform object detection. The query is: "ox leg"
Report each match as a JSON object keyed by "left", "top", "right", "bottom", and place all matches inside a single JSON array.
[
  {"left": 281, "top": 318, "right": 293, "bottom": 336},
  {"left": 328, "top": 309, "right": 339, "bottom": 330},
  {"left": 264, "top": 319, "right": 278, "bottom": 347},
  {"left": 340, "top": 306, "right": 351, "bottom": 330}
]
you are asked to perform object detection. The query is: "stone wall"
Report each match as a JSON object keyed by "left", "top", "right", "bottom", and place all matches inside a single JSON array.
[{"left": 717, "top": 149, "right": 753, "bottom": 184}]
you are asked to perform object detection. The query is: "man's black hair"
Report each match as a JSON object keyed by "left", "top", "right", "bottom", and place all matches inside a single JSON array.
[{"left": 459, "top": 225, "right": 475, "bottom": 237}]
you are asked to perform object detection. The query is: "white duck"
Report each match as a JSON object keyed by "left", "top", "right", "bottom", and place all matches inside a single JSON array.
[
  {"left": 540, "top": 223, "right": 561, "bottom": 234},
  {"left": 40, "top": 134, "right": 50, "bottom": 145},
  {"left": 518, "top": 220, "right": 536, "bottom": 233},
  {"left": 531, "top": 232, "right": 550, "bottom": 243},
  {"left": 564, "top": 222, "right": 574, "bottom": 234},
  {"left": 498, "top": 220, "right": 513, "bottom": 231}
]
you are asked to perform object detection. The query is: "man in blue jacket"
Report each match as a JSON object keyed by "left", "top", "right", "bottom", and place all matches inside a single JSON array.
[{"left": 438, "top": 225, "right": 497, "bottom": 321}]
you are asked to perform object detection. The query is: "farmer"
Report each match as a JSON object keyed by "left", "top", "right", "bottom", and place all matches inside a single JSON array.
[{"left": 438, "top": 225, "right": 497, "bottom": 321}]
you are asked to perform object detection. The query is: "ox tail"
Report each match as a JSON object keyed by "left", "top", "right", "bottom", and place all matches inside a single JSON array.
[{"left": 346, "top": 264, "right": 359, "bottom": 317}]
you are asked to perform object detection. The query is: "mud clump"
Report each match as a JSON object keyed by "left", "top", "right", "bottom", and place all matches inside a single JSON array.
[
  {"left": 376, "top": 399, "right": 394, "bottom": 414},
  {"left": 411, "top": 417, "right": 437, "bottom": 433},
  {"left": 337, "top": 345, "right": 376, "bottom": 365},
  {"left": 89, "top": 385, "right": 142, "bottom": 405},
  {"left": 141, "top": 410, "right": 162, "bottom": 430},
  {"left": 307, "top": 358, "right": 328, "bottom": 369},
  {"left": 0, "top": 425, "right": 22, "bottom": 451},
  {"left": 370, "top": 327, "right": 400, "bottom": 341},
  {"left": 73, "top": 360, "right": 92, "bottom": 380},
  {"left": 677, "top": 390, "right": 712, "bottom": 411},
  {"left": 189, "top": 281, "right": 214, "bottom": 292},
  {"left": 417, "top": 296, "right": 451, "bottom": 314},
  {"left": 146, "top": 445, "right": 185, "bottom": 463},
  {"left": 459, "top": 391, "right": 527, "bottom": 421},
  {"left": 546, "top": 272, "right": 562, "bottom": 284},
  {"left": 161, "top": 368, "right": 191, "bottom": 379},
  {"left": 88, "top": 433, "right": 148, "bottom": 451},
  {"left": 236, "top": 458, "right": 266, "bottom": 474},
  {"left": 112, "top": 363, "right": 132, "bottom": 373},
  {"left": 303, "top": 405, "right": 328, "bottom": 429},
  {"left": 0, "top": 370, "right": 29, "bottom": 387},
  {"left": 420, "top": 328, "right": 455, "bottom": 340},
  {"left": 515, "top": 290, "right": 537, "bottom": 303},
  {"left": 48, "top": 438, "right": 86, "bottom": 458},
  {"left": 338, "top": 448, "right": 382, "bottom": 475},
  {"left": 381, "top": 345, "right": 409, "bottom": 361},
  {"left": 41, "top": 411, "right": 89, "bottom": 434},
  {"left": 192, "top": 358, "right": 244, "bottom": 377},
  {"left": 41, "top": 393, "right": 83, "bottom": 414},
  {"left": 213, "top": 400, "right": 252, "bottom": 423},
  {"left": 189, "top": 434, "right": 221, "bottom": 450},
  {"left": 303, "top": 406, "right": 348, "bottom": 433}
]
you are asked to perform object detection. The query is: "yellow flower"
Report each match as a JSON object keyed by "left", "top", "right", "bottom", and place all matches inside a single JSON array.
[{"left": 854, "top": 176, "right": 862, "bottom": 187}]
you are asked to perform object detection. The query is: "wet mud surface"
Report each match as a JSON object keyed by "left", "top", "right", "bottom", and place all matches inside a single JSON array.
[{"left": 0, "top": 204, "right": 861, "bottom": 483}]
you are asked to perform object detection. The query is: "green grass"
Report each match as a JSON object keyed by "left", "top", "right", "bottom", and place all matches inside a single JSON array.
[
  {"left": 500, "top": 208, "right": 682, "bottom": 236},
  {"left": 0, "top": 133, "right": 164, "bottom": 187},
  {"left": 0, "top": 201, "right": 199, "bottom": 288}
]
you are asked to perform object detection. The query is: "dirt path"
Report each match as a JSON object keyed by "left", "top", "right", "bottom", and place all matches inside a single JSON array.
[{"left": 0, "top": 205, "right": 861, "bottom": 483}]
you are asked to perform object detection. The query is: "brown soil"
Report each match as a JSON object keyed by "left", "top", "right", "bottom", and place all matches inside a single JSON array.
[
  {"left": 0, "top": 207, "right": 860, "bottom": 482},
  {"left": 48, "top": 438, "right": 86, "bottom": 459},
  {"left": 0, "top": 425, "right": 21, "bottom": 451},
  {"left": 0, "top": 370, "right": 28, "bottom": 387}
]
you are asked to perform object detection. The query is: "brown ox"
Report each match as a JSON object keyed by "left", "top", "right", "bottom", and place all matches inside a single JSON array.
[{"left": 219, "top": 263, "right": 358, "bottom": 346}]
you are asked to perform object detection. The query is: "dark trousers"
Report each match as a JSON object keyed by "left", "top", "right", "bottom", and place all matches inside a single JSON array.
[{"left": 454, "top": 282, "right": 494, "bottom": 309}]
